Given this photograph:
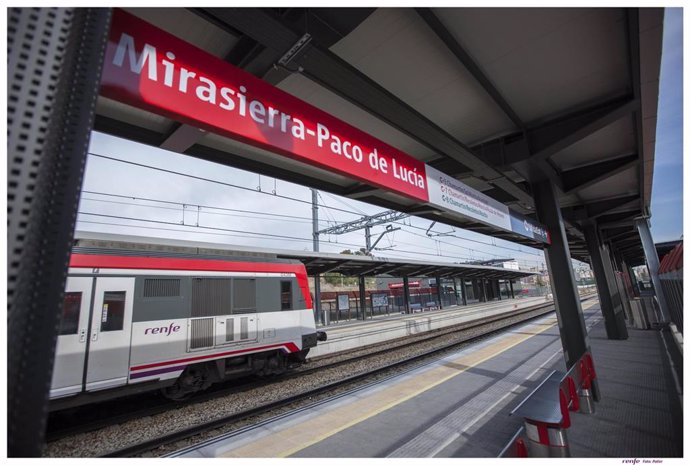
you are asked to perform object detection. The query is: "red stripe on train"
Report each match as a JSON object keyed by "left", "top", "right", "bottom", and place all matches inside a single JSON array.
[
  {"left": 69, "top": 253, "right": 313, "bottom": 310},
  {"left": 130, "top": 342, "right": 301, "bottom": 371},
  {"left": 70, "top": 253, "right": 303, "bottom": 274}
]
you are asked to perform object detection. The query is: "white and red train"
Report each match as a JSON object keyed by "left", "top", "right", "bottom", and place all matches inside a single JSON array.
[{"left": 50, "top": 234, "right": 325, "bottom": 409}]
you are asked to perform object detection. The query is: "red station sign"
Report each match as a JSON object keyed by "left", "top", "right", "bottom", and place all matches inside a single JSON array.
[
  {"left": 100, "top": 9, "right": 550, "bottom": 244},
  {"left": 101, "top": 9, "right": 429, "bottom": 202}
]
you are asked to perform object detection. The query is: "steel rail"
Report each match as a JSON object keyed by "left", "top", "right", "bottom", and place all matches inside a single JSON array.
[
  {"left": 97, "top": 295, "right": 596, "bottom": 457},
  {"left": 46, "top": 298, "right": 556, "bottom": 441}
]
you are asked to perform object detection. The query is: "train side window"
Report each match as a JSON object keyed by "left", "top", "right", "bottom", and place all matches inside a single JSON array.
[
  {"left": 101, "top": 291, "right": 126, "bottom": 332},
  {"left": 233, "top": 279, "right": 256, "bottom": 314},
  {"left": 60, "top": 292, "right": 82, "bottom": 335},
  {"left": 281, "top": 281, "right": 292, "bottom": 310}
]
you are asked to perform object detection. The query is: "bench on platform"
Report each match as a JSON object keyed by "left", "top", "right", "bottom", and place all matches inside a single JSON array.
[{"left": 499, "top": 352, "right": 598, "bottom": 458}]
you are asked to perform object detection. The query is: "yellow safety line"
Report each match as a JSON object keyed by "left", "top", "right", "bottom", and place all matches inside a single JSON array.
[{"left": 220, "top": 301, "right": 596, "bottom": 457}]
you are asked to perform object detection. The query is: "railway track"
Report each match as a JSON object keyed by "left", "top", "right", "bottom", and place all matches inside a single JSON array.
[
  {"left": 46, "top": 298, "right": 552, "bottom": 441},
  {"left": 296, "top": 298, "right": 560, "bottom": 373},
  {"left": 46, "top": 295, "right": 596, "bottom": 457}
]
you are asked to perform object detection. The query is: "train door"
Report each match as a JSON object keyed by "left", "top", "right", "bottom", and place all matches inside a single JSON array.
[
  {"left": 50, "top": 277, "right": 93, "bottom": 398},
  {"left": 84, "top": 277, "right": 135, "bottom": 392}
]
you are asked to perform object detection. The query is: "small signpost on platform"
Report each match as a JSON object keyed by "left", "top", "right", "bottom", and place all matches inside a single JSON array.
[
  {"left": 336, "top": 294, "right": 351, "bottom": 320},
  {"left": 371, "top": 293, "right": 389, "bottom": 316}
]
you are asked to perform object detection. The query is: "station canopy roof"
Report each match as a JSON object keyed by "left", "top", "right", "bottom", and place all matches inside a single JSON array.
[
  {"left": 275, "top": 250, "right": 533, "bottom": 280},
  {"left": 94, "top": 8, "right": 664, "bottom": 267},
  {"left": 74, "top": 231, "right": 536, "bottom": 281}
]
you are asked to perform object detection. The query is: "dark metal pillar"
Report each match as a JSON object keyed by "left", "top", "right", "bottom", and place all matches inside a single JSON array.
[
  {"left": 533, "top": 180, "right": 589, "bottom": 369},
  {"left": 452, "top": 277, "right": 459, "bottom": 306},
  {"left": 462, "top": 279, "right": 468, "bottom": 306},
  {"left": 635, "top": 218, "right": 670, "bottom": 322},
  {"left": 583, "top": 224, "right": 628, "bottom": 339},
  {"left": 8, "top": 8, "right": 112, "bottom": 457},
  {"left": 510, "top": 280, "right": 515, "bottom": 298},
  {"left": 358, "top": 275, "right": 367, "bottom": 320},
  {"left": 497, "top": 280, "right": 502, "bottom": 300},
  {"left": 606, "top": 244, "right": 632, "bottom": 320},
  {"left": 481, "top": 279, "right": 487, "bottom": 302},
  {"left": 435, "top": 275, "right": 443, "bottom": 309},
  {"left": 604, "top": 243, "right": 634, "bottom": 321},
  {"left": 403, "top": 276, "right": 410, "bottom": 314}
]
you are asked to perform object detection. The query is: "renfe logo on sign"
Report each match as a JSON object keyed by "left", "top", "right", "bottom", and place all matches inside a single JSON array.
[
  {"left": 102, "top": 9, "right": 428, "bottom": 202},
  {"left": 101, "top": 9, "right": 550, "bottom": 244}
]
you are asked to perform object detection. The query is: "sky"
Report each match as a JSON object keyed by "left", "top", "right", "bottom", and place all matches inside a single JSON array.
[
  {"left": 81, "top": 132, "right": 549, "bottom": 270},
  {"left": 77, "top": 7, "right": 684, "bottom": 272},
  {"left": 649, "top": 7, "right": 683, "bottom": 243}
]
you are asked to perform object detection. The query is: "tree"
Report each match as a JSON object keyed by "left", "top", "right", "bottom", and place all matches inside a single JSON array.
[{"left": 339, "top": 248, "right": 369, "bottom": 256}]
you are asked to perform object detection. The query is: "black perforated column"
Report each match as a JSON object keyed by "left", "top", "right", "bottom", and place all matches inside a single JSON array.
[{"left": 8, "top": 8, "right": 111, "bottom": 456}]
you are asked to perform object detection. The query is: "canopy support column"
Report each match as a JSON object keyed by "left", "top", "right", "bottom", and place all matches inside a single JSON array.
[
  {"left": 584, "top": 223, "right": 628, "bottom": 339},
  {"left": 533, "top": 180, "right": 589, "bottom": 369},
  {"left": 635, "top": 217, "right": 670, "bottom": 322}
]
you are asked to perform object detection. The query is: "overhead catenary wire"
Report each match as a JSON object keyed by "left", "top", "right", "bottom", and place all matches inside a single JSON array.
[
  {"left": 79, "top": 219, "right": 447, "bottom": 264},
  {"left": 316, "top": 191, "right": 340, "bottom": 229},
  {"left": 80, "top": 196, "right": 317, "bottom": 225},
  {"left": 85, "top": 153, "right": 547, "bottom": 265},
  {"left": 87, "top": 153, "right": 364, "bottom": 217},
  {"left": 83, "top": 190, "right": 512, "bottom": 259},
  {"left": 82, "top": 191, "right": 319, "bottom": 222},
  {"left": 77, "top": 219, "right": 390, "bottom": 253},
  {"left": 391, "top": 219, "right": 543, "bottom": 257},
  {"left": 78, "top": 212, "right": 318, "bottom": 242},
  {"left": 76, "top": 214, "right": 514, "bottom": 264},
  {"left": 321, "top": 191, "right": 368, "bottom": 216},
  {"left": 77, "top": 220, "right": 318, "bottom": 244}
]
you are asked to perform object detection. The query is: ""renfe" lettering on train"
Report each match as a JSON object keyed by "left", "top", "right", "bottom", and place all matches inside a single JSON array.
[{"left": 144, "top": 323, "right": 181, "bottom": 336}]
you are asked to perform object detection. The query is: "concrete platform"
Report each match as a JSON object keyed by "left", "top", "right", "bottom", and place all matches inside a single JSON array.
[
  {"left": 566, "top": 318, "right": 683, "bottom": 457},
  {"left": 169, "top": 299, "right": 682, "bottom": 458},
  {"left": 309, "top": 296, "right": 549, "bottom": 358}
]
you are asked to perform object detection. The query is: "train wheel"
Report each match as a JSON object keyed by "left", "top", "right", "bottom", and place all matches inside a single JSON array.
[
  {"left": 162, "top": 366, "right": 207, "bottom": 400},
  {"left": 268, "top": 353, "right": 287, "bottom": 375},
  {"left": 288, "top": 349, "right": 310, "bottom": 367},
  {"left": 255, "top": 352, "right": 287, "bottom": 376}
]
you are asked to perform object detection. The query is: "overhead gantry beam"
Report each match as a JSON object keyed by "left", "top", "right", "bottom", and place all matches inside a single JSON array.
[
  {"left": 199, "top": 7, "right": 535, "bottom": 208},
  {"left": 415, "top": 8, "right": 525, "bottom": 131},
  {"left": 597, "top": 208, "right": 640, "bottom": 230},
  {"left": 468, "top": 97, "right": 639, "bottom": 170},
  {"left": 528, "top": 99, "right": 639, "bottom": 163},
  {"left": 169, "top": 7, "right": 649, "bottom": 264},
  {"left": 562, "top": 195, "right": 640, "bottom": 222},
  {"left": 561, "top": 154, "right": 639, "bottom": 195},
  {"left": 601, "top": 228, "right": 639, "bottom": 243}
]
